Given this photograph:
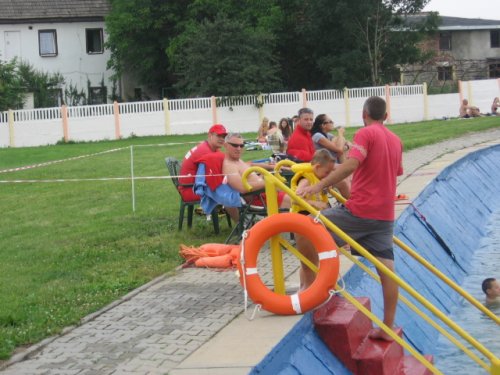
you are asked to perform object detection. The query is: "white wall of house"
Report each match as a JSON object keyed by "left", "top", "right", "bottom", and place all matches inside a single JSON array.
[
  {"left": 0, "top": 21, "right": 112, "bottom": 103},
  {"left": 451, "top": 30, "right": 500, "bottom": 60}
]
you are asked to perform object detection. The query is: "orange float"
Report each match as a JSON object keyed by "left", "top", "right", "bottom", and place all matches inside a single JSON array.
[{"left": 237, "top": 212, "right": 340, "bottom": 315}]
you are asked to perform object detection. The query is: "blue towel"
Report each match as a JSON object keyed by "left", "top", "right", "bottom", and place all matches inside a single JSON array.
[{"left": 194, "top": 164, "right": 242, "bottom": 214}]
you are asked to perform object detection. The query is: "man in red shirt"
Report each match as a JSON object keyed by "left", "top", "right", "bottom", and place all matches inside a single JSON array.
[
  {"left": 286, "top": 107, "right": 315, "bottom": 162},
  {"left": 178, "top": 124, "right": 227, "bottom": 202},
  {"left": 297, "top": 96, "right": 403, "bottom": 341}
]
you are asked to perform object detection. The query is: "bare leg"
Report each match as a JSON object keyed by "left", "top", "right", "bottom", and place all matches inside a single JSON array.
[
  {"left": 280, "top": 194, "right": 291, "bottom": 209},
  {"left": 369, "top": 257, "right": 398, "bottom": 341},
  {"left": 295, "top": 234, "right": 319, "bottom": 290},
  {"left": 225, "top": 207, "right": 239, "bottom": 222}
]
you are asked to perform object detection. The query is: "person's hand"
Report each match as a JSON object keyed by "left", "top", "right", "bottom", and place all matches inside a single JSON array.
[{"left": 296, "top": 183, "right": 321, "bottom": 197}]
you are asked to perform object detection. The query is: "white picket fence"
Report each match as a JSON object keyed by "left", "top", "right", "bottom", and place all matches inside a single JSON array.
[{"left": 1, "top": 79, "right": 498, "bottom": 148}]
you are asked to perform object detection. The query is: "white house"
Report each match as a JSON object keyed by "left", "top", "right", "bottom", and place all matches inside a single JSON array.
[
  {"left": 402, "top": 15, "right": 500, "bottom": 87},
  {"left": 0, "top": 0, "right": 113, "bottom": 106}
]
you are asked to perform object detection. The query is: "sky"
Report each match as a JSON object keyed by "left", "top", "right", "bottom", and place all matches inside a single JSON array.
[{"left": 422, "top": 0, "right": 499, "bottom": 20}]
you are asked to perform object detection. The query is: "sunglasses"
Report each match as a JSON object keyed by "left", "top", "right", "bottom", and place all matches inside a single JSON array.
[
  {"left": 227, "top": 142, "right": 245, "bottom": 149},
  {"left": 323, "top": 120, "right": 334, "bottom": 125}
]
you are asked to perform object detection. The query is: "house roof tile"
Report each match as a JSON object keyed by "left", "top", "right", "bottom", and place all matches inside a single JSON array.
[
  {"left": 408, "top": 14, "right": 500, "bottom": 30},
  {"left": 439, "top": 15, "right": 500, "bottom": 29},
  {"left": 0, "top": 0, "right": 111, "bottom": 22}
]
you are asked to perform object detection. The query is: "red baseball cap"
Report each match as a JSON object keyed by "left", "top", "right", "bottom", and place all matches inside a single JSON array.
[{"left": 208, "top": 124, "right": 227, "bottom": 136}]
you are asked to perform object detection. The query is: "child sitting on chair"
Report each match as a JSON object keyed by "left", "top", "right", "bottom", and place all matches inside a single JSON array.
[{"left": 291, "top": 149, "right": 350, "bottom": 214}]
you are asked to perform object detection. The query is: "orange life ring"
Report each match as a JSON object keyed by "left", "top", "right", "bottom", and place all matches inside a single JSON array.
[{"left": 237, "top": 212, "right": 340, "bottom": 315}]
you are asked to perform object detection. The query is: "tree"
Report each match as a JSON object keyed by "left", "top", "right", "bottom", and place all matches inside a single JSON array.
[
  {"left": 168, "top": 14, "right": 282, "bottom": 97},
  {"left": 17, "top": 62, "right": 64, "bottom": 108},
  {"left": 271, "top": 0, "right": 329, "bottom": 90},
  {"left": 105, "top": 0, "right": 437, "bottom": 97},
  {"left": 280, "top": 0, "right": 438, "bottom": 88},
  {"left": 0, "top": 59, "right": 65, "bottom": 111},
  {"left": 105, "top": 0, "right": 191, "bottom": 97},
  {"left": 0, "top": 59, "right": 25, "bottom": 111},
  {"left": 346, "top": 0, "right": 438, "bottom": 85}
]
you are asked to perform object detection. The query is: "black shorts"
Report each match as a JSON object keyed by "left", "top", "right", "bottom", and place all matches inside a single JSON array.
[{"left": 321, "top": 205, "right": 395, "bottom": 260}]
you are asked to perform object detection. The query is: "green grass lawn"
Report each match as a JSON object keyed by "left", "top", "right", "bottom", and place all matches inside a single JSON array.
[{"left": 0, "top": 116, "right": 498, "bottom": 359}]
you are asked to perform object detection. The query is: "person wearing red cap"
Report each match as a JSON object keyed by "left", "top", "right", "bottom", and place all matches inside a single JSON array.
[{"left": 178, "top": 124, "right": 228, "bottom": 202}]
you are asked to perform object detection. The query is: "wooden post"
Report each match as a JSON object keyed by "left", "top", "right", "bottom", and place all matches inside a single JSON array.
[
  {"left": 423, "top": 82, "right": 429, "bottom": 121},
  {"left": 163, "top": 98, "right": 171, "bottom": 135},
  {"left": 61, "top": 105, "right": 69, "bottom": 143},
  {"left": 113, "top": 101, "right": 121, "bottom": 139},
  {"left": 8, "top": 109, "right": 15, "bottom": 147},
  {"left": 343, "top": 87, "right": 350, "bottom": 127},
  {"left": 301, "top": 88, "right": 307, "bottom": 108},
  {"left": 385, "top": 84, "right": 392, "bottom": 124},
  {"left": 211, "top": 96, "right": 217, "bottom": 125}
]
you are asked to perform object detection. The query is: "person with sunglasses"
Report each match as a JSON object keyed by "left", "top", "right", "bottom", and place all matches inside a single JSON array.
[
  {"left": 222, "top": 132, "right": 291, "bottom": 210},
  {"left": 311, "top": 114, "right": 347, "bottom": 163}
]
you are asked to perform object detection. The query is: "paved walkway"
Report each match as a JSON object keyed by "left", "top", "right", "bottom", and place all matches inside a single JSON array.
[{"left": 2, "top": 128, "right": 500, "bottom": 375}]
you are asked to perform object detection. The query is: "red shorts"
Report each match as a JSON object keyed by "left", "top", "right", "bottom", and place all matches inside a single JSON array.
[{"left": 249, "top": 191, "right": 286, "bottom": 207}]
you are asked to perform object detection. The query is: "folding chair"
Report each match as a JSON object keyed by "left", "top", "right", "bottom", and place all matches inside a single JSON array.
[
  {"left": 224, "top": 190, "right": 268, "bottom": 244},
  {"left": 165, "top": 157, "right": 231, "bottom": 234}
]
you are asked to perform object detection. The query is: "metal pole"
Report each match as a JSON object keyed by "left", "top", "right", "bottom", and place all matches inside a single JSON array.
[{"left": 130, "top": 145, "right": 136, "bottom": 212}]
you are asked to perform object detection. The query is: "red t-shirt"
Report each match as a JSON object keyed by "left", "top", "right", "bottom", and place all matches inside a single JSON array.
[
  {"left": 345, "top": 123, "right": 403, "bottom": 221},
  {"left": 286, "top": 125, "right": 314, "bottom": 162},
  {"left": 178, "top": 141, "right": 216, "bottom": 201}
]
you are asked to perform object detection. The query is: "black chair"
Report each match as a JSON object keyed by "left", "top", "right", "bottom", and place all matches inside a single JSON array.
[
  {"left": 165, "top": 157, "right": 231, "bottom": 234},
  {"left": 224, "top": 189, "right": 291, "bottom": 244},
  {"left": 224, "top": 190, "right": 268, "bottom": 244}
]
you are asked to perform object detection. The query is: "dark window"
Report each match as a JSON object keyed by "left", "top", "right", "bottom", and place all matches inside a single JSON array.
[
  {"left": 437, "top": 66, "right": 453, "bottom": 81},
  {"left": 491, "top": 30, "right": 500, "bottom": 48},
  {"left": 439, "top": 32, "right": 452, "bottom": 51},
  {"left": 86, "top": 28, "right": 104, "bottom": 54},
  {"left": 39, "top": 29, "right": 58, "bottom": 56},
  {"left": 89, "top": 86, "right": 107, "bottom": 104},
  {"left": 489, "top": 63, "right": 500, "bottom": 78}
]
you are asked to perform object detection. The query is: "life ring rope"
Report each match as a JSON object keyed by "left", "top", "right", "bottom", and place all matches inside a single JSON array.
[{"left": 240, "top": 230, "right": 262, "bottom": 320}]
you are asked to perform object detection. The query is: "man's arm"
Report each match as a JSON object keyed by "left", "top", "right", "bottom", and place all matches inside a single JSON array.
[
  {"left": 297, "top": 157, "right": 359, "bottom": 197},
  {"left": 288, "top": 148, "right": 313, "bottom": 162},
  {"left": 335, "top": 178, "right": 351, "bottom": 199},
  {"left": 225, "top": 161, "right": 265, "bottom": 193},
  {"left": 224, "top": 162, "right": 247, "bottom": 193}
]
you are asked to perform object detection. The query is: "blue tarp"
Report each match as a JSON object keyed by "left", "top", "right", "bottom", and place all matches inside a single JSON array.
[{"left": 252, "top": 144, "right": 500, "bottom": 374}]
